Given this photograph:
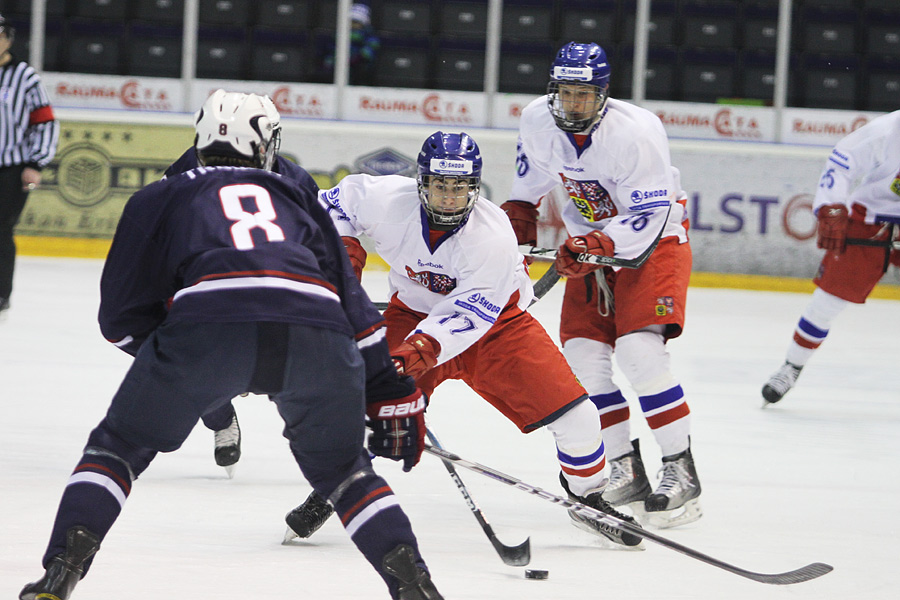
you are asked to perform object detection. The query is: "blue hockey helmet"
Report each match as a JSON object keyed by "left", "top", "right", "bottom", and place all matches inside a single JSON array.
[
  {"left": 547, "top": 42, "right": 611, "bottom": 133},
  {"left": 416, "top": 132, "right": 483, "bottom": 230}
]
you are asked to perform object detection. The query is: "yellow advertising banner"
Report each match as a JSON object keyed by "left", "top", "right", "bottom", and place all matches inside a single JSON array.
[{"left": 15, "top": 120, "right": 193, "bottom": 253}]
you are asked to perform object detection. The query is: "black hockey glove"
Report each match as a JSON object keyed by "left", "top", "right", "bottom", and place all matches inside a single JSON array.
[{"left": 366, "top": 388, "right": 428, "bottom": 472}]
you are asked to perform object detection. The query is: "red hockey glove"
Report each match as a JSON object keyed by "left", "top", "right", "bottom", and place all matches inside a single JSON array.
[
  {"left": 391, "top": 333, "right": 440, "bottom": 380},
  {"left": 816, "top": 204, "right": 849, "bottom": 254},
  {"left": 342, "top": 236, "right": 367, "bottom": 281},
  {"left": 555, "top": 231, "right": 615, "bottom": 278},
  {"left": 366, "top": 388, "right": 428, "bottom": 472},
  {"left": 501, "top": 201, "right": 539, "bottom": 264}
]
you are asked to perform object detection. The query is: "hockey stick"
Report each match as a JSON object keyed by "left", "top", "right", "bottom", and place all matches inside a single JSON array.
[
  {"left": 530, "top": 264, "right": 559, "bottom": 304},
  {"left": 424, "top": 445, "right": 834, "bottom": 586},
  {"left": 372, "top": 261, "right": 561, "bottom": 312},
  {"left": 520, "top": 203, "right": 673, "bottom": 270},
  {"left": 426, "top": 429, "right": 531, "bottom": 566}
]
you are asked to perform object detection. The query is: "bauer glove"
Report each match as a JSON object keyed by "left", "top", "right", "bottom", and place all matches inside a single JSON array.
[
  {"left": 816, "top": 204, "right": 849, "bottom": 254},
  {"left": 555, "top": 230, "right": 615, "bottom": 278},
  {"left": 391, "top": 333, "right": 440, "bottom": 380},
  {"left": 342, "top": 236, "right": 367, "bottom": 281},
  {"left": 366, "top": 388, "right": 428, "bottom": 472}
]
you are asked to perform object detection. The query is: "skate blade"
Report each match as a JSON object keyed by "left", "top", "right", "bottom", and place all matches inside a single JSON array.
[
  {"left": 645, "top": 498, "right": 702, "bottom": 529},
  {"left": 615, "top": 499, "right": 649, "bottom": 524},
  {"left": 282, "top": 527, "right": 298, "bottom": 544},
  {"left": 568, "top": 514, "right": 645, "bottom": 551}
]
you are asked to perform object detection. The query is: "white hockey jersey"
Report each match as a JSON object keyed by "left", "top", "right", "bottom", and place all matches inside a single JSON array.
[
  {"left": 814, "top": 110, "right": 900, "bottom": 225},
  {"left": 509, "top": 96, "right": 688, "bottom": 260},
  {"left": 319, "top": 174, "right": 534, "bottom": 364}
]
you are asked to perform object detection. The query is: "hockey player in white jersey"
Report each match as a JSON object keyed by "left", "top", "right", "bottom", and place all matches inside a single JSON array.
[
  {"left": 501, "top": 42, "right": 700, "bottom": 528},
  {"left": 287, "top": 131, "right": 644, "bottom": 548},
  {"left": 762, "top": 109, "right": 900, "bottom": 404}
]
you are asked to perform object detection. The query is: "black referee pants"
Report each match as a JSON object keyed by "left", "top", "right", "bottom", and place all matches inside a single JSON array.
[{"left": 0, "top": 165, "right": 29, "bottom": 300}]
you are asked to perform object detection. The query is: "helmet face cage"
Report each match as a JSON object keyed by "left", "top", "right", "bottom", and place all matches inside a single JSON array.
[
  {"left": 417, "top": 174, "right": 480, "bottom": 229},
  {"left": 259, "top": 95, "right": 282, "bottom": 169},
  {"left": 547, "top": 42, "right": 611, "bottom": 133},
  {"left": 548, "top": 81, "right": 609, "bottom": 133},
  {"left": 416, "top": 132, "right": 483, "bottom": 230},
  {"left": 194, "top": 89, "right": 280, "bottom": 171}
]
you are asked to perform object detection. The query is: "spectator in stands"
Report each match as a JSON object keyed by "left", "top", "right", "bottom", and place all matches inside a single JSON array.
[
  {"left": 317, "top": 3, "right": 380, "bottom": 86},
  {"left": 0, "top": 13, "right": 59, "bottom": 317}
]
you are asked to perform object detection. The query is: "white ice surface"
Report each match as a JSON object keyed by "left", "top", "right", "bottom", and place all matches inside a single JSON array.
[{"left": 2, "top": 256, "right": 899, "bottom": 599}]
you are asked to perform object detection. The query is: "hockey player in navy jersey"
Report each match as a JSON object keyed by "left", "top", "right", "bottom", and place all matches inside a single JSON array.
[
  {"left": 20, "top": 90, "right": 443, "bottom": 600},
  {"left": 162, "top": 92, "right": 320, "bottom": 476}
]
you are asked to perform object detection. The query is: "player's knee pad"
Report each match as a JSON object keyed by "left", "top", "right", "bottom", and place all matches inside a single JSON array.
[
  {"left": 805, "top": 288, "right": 850, "bottom": 328},
  {"left": 85, "top": 419, "right": 158, "bottom": 481},
  {"left": 615, "top": 328, "right": 678, "bottom": 395},
  {"left": 562, "top": 337, "right": 617, "bottom": 394},
  {"left": 546, "top": 399, "right": 603, "bottom": 451}
]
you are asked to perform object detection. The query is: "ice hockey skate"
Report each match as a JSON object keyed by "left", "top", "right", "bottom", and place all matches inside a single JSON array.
[
  {"left": 20, "top": 526, "right": 100, "bottom": 600},
  {"left": 559, "top": 472, "right": 644, "bottom": 548},
  {"left": 602, "top": 439, "right": 652, "bottom": 518},
  {"left": 213, "top": 412, "right": 241, "bottom": 478},
  {"left": 383, "top": 544, "right": 444, "bottom": 600},
  {"left": 283, "top": 490, "right": 335, "bottom": 543},
  {"left": 762, "top": 361, "right": 803, "bottom": 405},
  {"left": 644, "top": 444, "right": 702, "bottom": 529}
]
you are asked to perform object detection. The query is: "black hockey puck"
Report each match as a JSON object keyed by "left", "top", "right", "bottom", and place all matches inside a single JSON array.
[{"left": 524, "top": 569, "right": 549, "bottom": 580}]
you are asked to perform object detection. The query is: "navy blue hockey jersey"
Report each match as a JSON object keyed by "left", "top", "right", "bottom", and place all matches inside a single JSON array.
[
  {"left": 165, "top": 148, "right": 319, "bottom": 193},
  {"left": 99, "top": 166, "right": 383, "bottom": 356}
]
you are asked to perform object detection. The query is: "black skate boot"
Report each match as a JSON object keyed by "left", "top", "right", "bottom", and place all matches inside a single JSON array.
[
  {"left": 762, "top": 362, "right": 803, "bottom": 405},
  {"left": 283, "top": 490, "right": 335, "bottom": 542},
  {"left": 559, "top": 472, "right": 643, "bottom": 547},
  {"left": 213, "top": 413, "right": 241, "bottom": 477},
  {"left": 383, "top": 544, "right": 444, "bottom": 600},
  {"left": 20, "top": 526, "right": 100, "bottom": 600},
  {"left": 602, "top": 439, "right": 652, "bottom": 513},
  {"left": 644, "top": 442, "right": 702, "bottom": 528}
]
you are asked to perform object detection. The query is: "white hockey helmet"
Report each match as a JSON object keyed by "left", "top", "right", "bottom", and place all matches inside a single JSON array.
[{"left": 194, "top": 89, "right": 282, "bottom": 171}]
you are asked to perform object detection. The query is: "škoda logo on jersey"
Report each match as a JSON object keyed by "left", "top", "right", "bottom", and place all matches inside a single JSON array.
[
  {"left": 891, "top": 167, "right": 900, "bottom": 197},
  {"left": 377, "top": 395, "right": 426, "bottom": 418}
]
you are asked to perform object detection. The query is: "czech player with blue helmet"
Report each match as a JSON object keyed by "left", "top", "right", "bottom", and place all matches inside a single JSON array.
[
  {"left": 20, "top": 90, "right": 444, "bottom": 600},
  {"left": 291, "top": 130, "right": 645, "bottom": 548},
  {"left": 502, "top": 42, "right": 702, "bottom": 529}
]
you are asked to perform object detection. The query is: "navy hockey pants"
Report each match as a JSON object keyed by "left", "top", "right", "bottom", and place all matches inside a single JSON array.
[{"left": 106, "top": 320, "right": 370, "bottom": 484}]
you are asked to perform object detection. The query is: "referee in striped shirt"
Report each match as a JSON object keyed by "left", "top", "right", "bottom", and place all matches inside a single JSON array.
[{"left": 0, "top": 13, "right": 59, "bottom": 315}]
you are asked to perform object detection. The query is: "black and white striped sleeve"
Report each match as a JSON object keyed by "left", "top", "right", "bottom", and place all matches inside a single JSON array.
[{"left": 0, "top": 61, "right": 59, "bottom": 168}]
